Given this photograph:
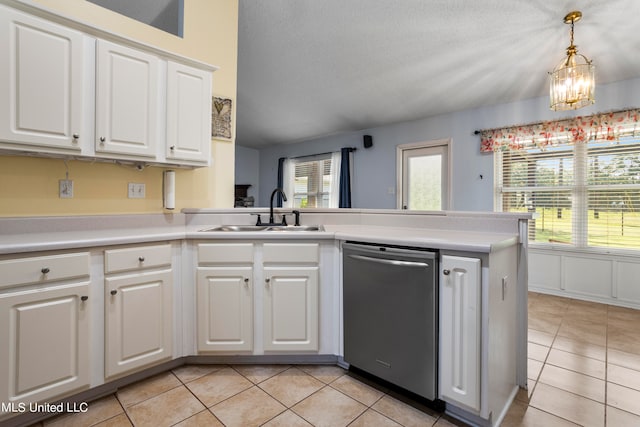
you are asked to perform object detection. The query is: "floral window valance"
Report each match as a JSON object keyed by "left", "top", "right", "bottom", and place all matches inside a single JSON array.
[{"left": 480, "top": 108, "right": 640, "bottom": 152}]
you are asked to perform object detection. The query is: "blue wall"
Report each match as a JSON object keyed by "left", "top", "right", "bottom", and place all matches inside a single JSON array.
[{"left": 248, "top": 77, "right": 640, "bottom": 210}]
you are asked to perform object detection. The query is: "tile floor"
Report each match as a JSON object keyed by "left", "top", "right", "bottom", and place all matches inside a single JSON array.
[{"left": 30, "top": 292, "right": 640, "bottom": 426}]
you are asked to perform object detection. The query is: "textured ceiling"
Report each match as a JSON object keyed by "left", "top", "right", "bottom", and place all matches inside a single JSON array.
[{"left": 236, "top": 0, "right": 640, "bottom": 148}]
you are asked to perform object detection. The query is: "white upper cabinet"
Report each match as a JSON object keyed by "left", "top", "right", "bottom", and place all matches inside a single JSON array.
[
  {"left": 0, "top": 6, "right": 86, "bottom": 152},
  {"left": 95, "top": 40, "right": 160, "bottom": 159},
  {"left": 166, "top": 61, "right": 212, "bottom": 165}
]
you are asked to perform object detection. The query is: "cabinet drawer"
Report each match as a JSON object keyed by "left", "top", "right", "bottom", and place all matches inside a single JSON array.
[
  {"left": 0, "top": 252, "right": 90, "bottom": 289},
  {"left": 263, "top": 243, "right": 319, "bottom": 264},
  {"left": 198, "top": 243, "right": 254, "bottom": 264},
  {"left": 105, "top": 244, "right": 171, "bottom": 274}
]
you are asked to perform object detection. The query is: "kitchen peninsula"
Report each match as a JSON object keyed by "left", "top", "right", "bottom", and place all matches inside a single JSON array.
[{"left": 0, "top": 209, "right": 529, "bottom": 427}]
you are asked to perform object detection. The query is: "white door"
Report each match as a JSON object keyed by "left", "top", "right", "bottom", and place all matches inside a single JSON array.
[
  {"left": 95, "top": 39, "right": 159, "bottom": 158},
  {"left": 105, "top": 269, "right": 173, "bottom": 378},
  {"left": 399, "top": 141, "right": 450, "bottom": 210},
  {"left": 166, "top": 61, "right": 211, "bottom": 163},
  {"left": 0, "top": 283, "right": 90, "bottom": 406},
  {"left": 439, "top": 255, "right": 481, "bottom": 411},
  {"left": 196, "top": 267, "right": 253, "bottom": 352},
  {"left": 0, "top": 7, "right": 86, "bottom": 151},
  {"left": 263, "top": 267, "right": 318, "bottom": 351}
]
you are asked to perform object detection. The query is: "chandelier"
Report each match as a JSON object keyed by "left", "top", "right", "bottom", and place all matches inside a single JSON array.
[{"left": 549, "top": 11, "right": 595, "bottom": 111}]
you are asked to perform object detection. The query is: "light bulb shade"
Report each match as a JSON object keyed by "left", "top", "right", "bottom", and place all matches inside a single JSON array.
[{"left": 549, "top": 53, "right": 595, "bottom": 111}]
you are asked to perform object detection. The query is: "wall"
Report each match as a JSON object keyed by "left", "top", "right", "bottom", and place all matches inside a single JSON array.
[
  {"left": 0, "top": 0, "right": 238, "bottom": 216},
  {"left": 235, "top": 145, "right": 260, "bottom": 203},
  {"left": 255, "top": 77, "right": 640, "bottom": 211}
]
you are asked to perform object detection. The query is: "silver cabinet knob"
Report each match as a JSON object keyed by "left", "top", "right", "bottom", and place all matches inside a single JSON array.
[
  {"left": 443, "top": 269, "right": 451, "bottom": 275},
  {"left": 41, "top": 267, "right": 50, "bottom": 274},
  {"left": 170, "top": 146, "right": 175, "bottom": 150},
  {"left": 265, "top": 278, "right": 270, "bottom": 284},
  {"left": 73, "top": 133, "right": 79, "bottom": 140},
  {"left": 110, "top": 290, "right": 117, "bottom": 296},
  {"left": 81, "top": 296, "right": 88, "bottom": 301},
  {"left": 138, "top": 257, "right": 145, "bottom": 262},
  {"left": 244, "top": 278, "right": 249, "bottom": 283},
  {"left": 99, "top": 137, "right": 106, "bottom": 143}
]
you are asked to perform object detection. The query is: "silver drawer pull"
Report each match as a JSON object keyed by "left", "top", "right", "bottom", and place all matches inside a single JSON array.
[{"left": 41, "top": 267, "right": 50, "bottom": 274}]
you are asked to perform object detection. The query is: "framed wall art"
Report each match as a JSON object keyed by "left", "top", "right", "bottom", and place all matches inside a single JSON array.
[{"left": 211, "top": 96, "right": 232, "bottom": 140}]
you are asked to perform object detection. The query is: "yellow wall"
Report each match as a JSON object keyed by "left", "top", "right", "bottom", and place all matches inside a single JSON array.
[{"left": 0, "top": 0, "right": 238, "bottom": 216}]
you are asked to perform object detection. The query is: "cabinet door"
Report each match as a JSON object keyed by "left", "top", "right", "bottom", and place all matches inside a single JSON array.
[
  {"left": 0, "top": 6, "right": 85, "bottom": 151},
  {"left": 439, "top": 255, "right": 481, "bottom": 411},
  {"left": 95, "top": 39, "right": 159, "bottom": 158},
  {"left": 0, "top": 282, "right": 90, "bottom": 407},
  {"left": 196, "top": 267, "right": 253, "bottom": 352},
  {"left": 263, "top": 267, "right": 318, "bottom": 351},
  {"left": 166, "top": 61, "right": 211, "bottom": 164},
  {"left": 105, "top": 269, "right": 172, "bottom": 378}
]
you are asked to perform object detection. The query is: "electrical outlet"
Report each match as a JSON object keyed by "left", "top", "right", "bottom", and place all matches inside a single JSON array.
[
  {"left": 128, "top": 183, "right": 145, "bottom": 199},
  {"left": 59, "top": 179, "right": 73, "bottom": 198}
]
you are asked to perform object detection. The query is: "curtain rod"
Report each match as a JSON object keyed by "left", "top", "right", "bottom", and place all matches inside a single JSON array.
[
  {"left": 472, "top": 107, "right": 639, "bottom": 136},
  {"left": 289, "top": 147, "right": 357, "bottom": 160}
]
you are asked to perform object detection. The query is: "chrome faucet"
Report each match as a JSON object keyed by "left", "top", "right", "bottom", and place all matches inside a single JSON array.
[{"left": 269, "top": 188, "right": 287, "bottom": 225}]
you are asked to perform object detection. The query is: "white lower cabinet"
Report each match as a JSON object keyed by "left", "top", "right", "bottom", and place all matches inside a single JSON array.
[
  {"left": 439, "top": 255, "right": 481, "bottom": 411},
  {"left": 196, "top": 266, "right": 253, "bottom": 352},
  {"left": 0, "top": 252, "right": 91, "bottom": 411},
  {"left": 196, "top": 242, "right": 320, "bottom": 354},
  {"left": 263, "top": 266, "right": 319, "bottom": 351},
  {"left": 104, "top": 244, "right": 173, "bottom": 378}
]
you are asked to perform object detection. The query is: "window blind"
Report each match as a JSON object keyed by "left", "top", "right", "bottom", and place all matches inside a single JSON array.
[
  {"left": 292, "top": 156, "right": 333, "bottom": 208},
  {"left": 496, "top": 136, "right": 640, "bottom": 251}
]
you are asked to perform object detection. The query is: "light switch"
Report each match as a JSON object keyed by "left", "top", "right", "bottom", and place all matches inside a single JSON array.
[{"left": 59, "top": 179, "right": 73, "bottom": 198}]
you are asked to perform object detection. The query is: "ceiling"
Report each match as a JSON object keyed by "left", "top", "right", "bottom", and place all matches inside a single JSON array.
[{"left": 235, "top": 0, "right": 640, "bottom": 148}]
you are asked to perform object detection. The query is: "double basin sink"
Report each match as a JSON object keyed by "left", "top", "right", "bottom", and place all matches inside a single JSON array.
[{"left": 200, "top": 225, "right": 324, "bottom": 232}]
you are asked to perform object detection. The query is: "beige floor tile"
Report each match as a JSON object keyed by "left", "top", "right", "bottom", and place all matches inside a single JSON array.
[
  {"left": 565, "top": 300, "right": 608, "bottom": 322},
  {"left": 172, "top": 364, "right": 223, "bottom": 384},
  {"left": 607, "top": 323, "right": 640, "bottom": 356},
  {"left": 262, "top": 410, "right": 313, "bottom": 427},
  {"left": 557, "top": 318, "right": 607, "bottom": 347},
  {"left": 172, "top": 410, "right": 223, "bottom": 427},
  {"left": 330, "top": 375, "right": 384, "bottom": 406},
  {"left": 502, "top": 400, "right": 580, "bottom": 427},
  {"left": 116, "top": 371, "right": 181, "bottom": 408},
  {"left": 528, "top": 359, "right": 544, "bottom": 380},
  {"left": 292, "top": 386, "right": 366, "bottom": 427},
  {"left": 528, "top": 329, "right": 555, "bottom": 347},
  {"left": 608, "top": 348, "right": 640, "bottom": 371},
  {"left": 607, "top": 382, "right": 640, "bottom": 416},
  {"left": 259, "top": 367, "right": 324, "bottom": 407},
  {"left": 44, "top": 395, "right": 124, "bottom": 427},
  {"left": 515, "top": 379, "right": 536, "bottom": 403},
  {"left": 528, "top": 342, "right": 550, "bottom": 362},
  {"left": 210, "top": 386, "right": 286, "bottom": 427},
  {"left": 298, "top": 364, "right": 347, "bottom": 384},
  {"left": 126, "top": 386, "right": 204, "bottom": 427},
  {"left": 350, "top": 408, "right": 402, "bottom": 427},
  {"left": 232, "top": 364, "right": 290, "bottom": 384},
  {"left": 92, "top": 413, "right": 132, "bottom": 427},
  {"left": 606, "top": 406, "right": 640, "bottom": 427},
  {"left": 607, "top": 364, "right": 640, "bottom": 392},
  {"left": 552, "top": 335, "right": 606, "bottom": 361},
  {"left": 529, "top": 294, "right": 570, "bottom": 316},
  {"left": 538, "top": 364, "right": 605, "bottom": 402},
  {"left": 528, "top": 311, "right": 563, "bottom": 335},
  {"left": 546, "top": 348, "right": 605, "bottom": 379},
  {"left": 185, "top": 366, "right": 253, "bottom": 407},
  {"left": 371, "top": 395, "right": 438, "bottom": 427},
  {"left": 608, "top": 305, "right": 640, "bottom": 323},
  {"left": 529, "top": 383, "right": 604, "bottom": 427}
]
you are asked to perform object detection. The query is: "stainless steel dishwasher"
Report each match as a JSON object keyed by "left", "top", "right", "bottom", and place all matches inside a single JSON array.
[{"left": 343, "top": 241, "right": 438, "bottom": 402}]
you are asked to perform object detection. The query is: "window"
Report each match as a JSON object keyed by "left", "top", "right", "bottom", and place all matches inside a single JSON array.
[
  {"left": 397, "top": 140, "right": 450, "bottom": 210},
  {"left": 286, "top": 154, "right": 336, "bottom": 208},
  {"left": 495, "top": 130, "right": 640, "bottom": 251}
]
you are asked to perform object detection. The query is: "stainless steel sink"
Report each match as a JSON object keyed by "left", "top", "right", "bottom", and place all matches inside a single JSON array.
[{"left": 199, "top": 225, "right": 324, "bottom": 232}]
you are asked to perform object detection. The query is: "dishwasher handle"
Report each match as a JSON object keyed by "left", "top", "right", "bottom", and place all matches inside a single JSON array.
[{"left": 348, "top": 254, "right": 429, "bottom": 268}]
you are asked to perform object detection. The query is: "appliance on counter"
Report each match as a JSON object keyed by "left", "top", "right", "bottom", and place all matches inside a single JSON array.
[{"left": 342, "top": 241, "right": 442, "bottom": 407}]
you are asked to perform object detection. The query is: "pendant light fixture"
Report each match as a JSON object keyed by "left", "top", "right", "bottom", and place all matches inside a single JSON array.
[{"left": 549, "top": 11, "right": 595, "bottom": 111}]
